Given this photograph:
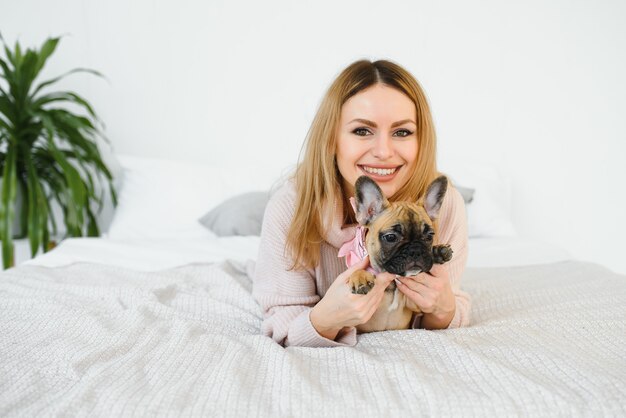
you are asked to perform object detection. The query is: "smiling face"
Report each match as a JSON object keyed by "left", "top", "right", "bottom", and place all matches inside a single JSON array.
[{"left": 336, "top": 83, "right": 419, "bottom": 198}]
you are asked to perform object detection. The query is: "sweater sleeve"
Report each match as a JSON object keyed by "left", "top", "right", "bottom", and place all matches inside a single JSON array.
[
  {"left": 413, "top": 185, "right": 471, "bottom": 329},
  {"left": 251, "top": 184, "right": 357, "bottom": 348}
]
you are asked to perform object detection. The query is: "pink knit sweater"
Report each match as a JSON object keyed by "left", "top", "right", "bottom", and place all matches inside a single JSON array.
[{"left": 252, "top": 180, "right": 471, "bottom": 347}]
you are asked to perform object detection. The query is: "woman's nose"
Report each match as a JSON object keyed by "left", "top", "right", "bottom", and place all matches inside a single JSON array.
[{"left": 371, "top": 133, "right": 393, "bottom": 160}]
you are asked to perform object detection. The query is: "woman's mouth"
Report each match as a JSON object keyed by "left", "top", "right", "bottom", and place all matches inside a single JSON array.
[{"left": 358, "top": 165, "right": 402, "bottom": 181}]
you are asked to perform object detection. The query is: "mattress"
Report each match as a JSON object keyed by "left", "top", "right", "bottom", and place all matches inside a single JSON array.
[{"left": 1, "top": 236, "right": 624, "bottom": 416}]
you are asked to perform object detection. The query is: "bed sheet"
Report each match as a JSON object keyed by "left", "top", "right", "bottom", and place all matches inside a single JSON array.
[{"left": 2, "top": 258, "right": 625, "bottom": 416}]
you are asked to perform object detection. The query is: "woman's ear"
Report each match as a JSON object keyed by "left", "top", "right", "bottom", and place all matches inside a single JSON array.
[
  {"left": 423, "top": 176, "right": 448, "bottom": 220},
  {"left": 354, "top": 176, "right": 389, "bottom": 225}
]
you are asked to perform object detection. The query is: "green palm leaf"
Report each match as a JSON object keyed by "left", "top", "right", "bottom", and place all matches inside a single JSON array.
[
  {"left": 0, "top": 146, "right": 17, "bottom": 267},
  {"left": 30, "top": 68, "right": 103, "bottom": 99}
]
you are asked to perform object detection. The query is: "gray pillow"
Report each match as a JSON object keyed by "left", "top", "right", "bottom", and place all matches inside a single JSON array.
[
  {"left": 456, "top": 185, "right": 475, "bottom": 204},
  {"left": 198, "top": 191, "right": 269, "bottom": 236}
]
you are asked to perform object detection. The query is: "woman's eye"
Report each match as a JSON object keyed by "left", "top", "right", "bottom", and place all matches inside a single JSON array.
[
  {"left": 382, "top": 234, "right": 397, "bottom": 243},
  {"left": 393, "top": 129, "right": 413, "bottom": 138},
  {"left": 352, "top": 128, "right": 371, "bottom": 137}
]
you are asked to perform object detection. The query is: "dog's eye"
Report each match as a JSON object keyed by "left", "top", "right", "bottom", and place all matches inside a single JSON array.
[
  {"left": 423, "top": 225, "right": 435, "bottom": 240},
  {"left": 382, "top": 233, "right": 398, "bottom": 243}
]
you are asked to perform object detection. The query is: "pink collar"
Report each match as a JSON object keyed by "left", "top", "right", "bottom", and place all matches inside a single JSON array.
[{"left": 338, "top": 226, "right": 379, "bottom": 274}]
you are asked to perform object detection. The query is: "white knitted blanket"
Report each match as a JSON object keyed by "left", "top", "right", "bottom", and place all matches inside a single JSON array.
[{"left": 1, "top": 260, "right": 625, "bottom": 417}]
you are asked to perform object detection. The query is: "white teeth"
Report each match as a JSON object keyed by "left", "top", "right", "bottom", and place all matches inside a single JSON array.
[{"left": 362, "top": 166, "right": 397, "bottom": 176}]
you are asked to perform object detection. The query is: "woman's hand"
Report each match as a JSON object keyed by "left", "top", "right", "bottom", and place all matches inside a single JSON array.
[
  {"left": 396, "top": 264, "right": 456, "bottom": 329},
  {"left": 310, "top": 256, "right": 395, "bottom": 340}
]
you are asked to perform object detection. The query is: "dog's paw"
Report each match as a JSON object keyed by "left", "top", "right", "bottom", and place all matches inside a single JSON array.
[
  {"left": 349, "top": 270, "right": 375, "bottom": 295},
  {"left": 432, "top": 244, "right": 453, "bottom": 264}
]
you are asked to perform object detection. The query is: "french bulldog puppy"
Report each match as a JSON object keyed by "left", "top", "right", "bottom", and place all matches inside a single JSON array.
[{"left": 345, "top": 175, "right": 453, "bottom": 333}]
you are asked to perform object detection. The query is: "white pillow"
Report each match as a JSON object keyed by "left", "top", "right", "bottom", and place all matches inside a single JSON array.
[
  {"left": 445, "top": 164, "right": 517, "bottom": 238},
  {"left": 107, "top": 155, "right": 280, "bottom": 240},
  {"left": 109, "top": 155, "right": 512, "bottom": 240}
]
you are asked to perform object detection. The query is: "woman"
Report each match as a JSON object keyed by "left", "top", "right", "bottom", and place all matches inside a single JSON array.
[{"left": 252, "top": 59, "right": 470, "bottom": 347}]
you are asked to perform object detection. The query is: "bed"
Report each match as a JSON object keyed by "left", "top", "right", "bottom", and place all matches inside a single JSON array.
[{"left": 1, "top": 156, "right": 625, "bottom": 416}]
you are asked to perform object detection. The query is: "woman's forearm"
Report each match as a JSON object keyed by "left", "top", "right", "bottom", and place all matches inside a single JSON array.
[
  {"left": 420, "top": 308, "right": 455, "bottom": 330},
  {"left": 310, "top": 307, "right": 342, "bottom": 340}
]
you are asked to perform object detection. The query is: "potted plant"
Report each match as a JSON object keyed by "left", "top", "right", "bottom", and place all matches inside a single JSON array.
[{"left": 0, "top": 34, "right": 117, "bottom": 269}]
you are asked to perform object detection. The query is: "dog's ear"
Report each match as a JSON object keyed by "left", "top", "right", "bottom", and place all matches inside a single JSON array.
[
  {"left": 423, "top": 176, "right": 448, "bottom": 220},
  {"left": 354, "top": 176, "right": 389, "bottom": 225}
]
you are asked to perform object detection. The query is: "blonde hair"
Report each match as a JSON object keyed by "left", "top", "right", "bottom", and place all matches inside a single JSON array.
[{"left": 286, "top": 59, "right": 439, "bottom": 270}]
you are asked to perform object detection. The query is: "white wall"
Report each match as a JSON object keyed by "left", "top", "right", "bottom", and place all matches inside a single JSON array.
[{"left": 2, "top": 0, "right": 626, "bottom": 274}]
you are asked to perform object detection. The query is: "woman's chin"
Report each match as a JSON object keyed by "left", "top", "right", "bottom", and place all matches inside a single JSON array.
[{"left": 379, "top": 184, "right": 398, "bottom": 198}]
